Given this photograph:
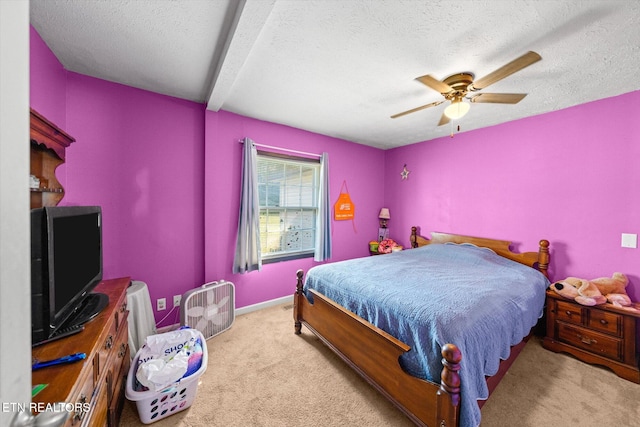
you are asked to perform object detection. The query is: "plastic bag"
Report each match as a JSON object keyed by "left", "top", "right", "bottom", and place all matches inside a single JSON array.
[{"left": 135, "top": 328, "right": 202, "bottom": 392}]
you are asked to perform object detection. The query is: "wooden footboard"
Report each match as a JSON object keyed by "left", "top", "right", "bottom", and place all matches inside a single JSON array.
[{"left": 294, "top": 270, "right": 461, "bottom": 427}]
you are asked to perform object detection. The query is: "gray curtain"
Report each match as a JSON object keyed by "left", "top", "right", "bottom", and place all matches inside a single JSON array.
[
  {"left": 314, "top": 152, "right": 332, "bottom": 261},
  {"left": 233, "top": 138, "right": 262, "bottom": 274}
]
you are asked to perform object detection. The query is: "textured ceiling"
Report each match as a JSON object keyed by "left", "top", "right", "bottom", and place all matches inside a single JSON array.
[{"left": 30, "top": 0, "right": 640, "bottom": 149}]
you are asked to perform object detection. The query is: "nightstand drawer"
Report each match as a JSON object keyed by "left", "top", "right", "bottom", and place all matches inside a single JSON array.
[
  {"left": 587, "top": 309, "right": 622, "bottom": 336},
  {"left": 555, "top": 300, "right": 582, "bottom": 324},
  {"left": 557, "top": 322, "right": 622, "bottom": 361}
]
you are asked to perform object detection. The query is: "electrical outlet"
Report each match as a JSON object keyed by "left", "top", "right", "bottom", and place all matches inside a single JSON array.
[
  {"left": 157, "top": 298, "right": 166, "bottom": 311},
  {"left": 173, "top": 295, "right": 182, "bottom": 307}
]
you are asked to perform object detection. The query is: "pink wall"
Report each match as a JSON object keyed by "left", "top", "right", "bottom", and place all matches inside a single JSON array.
[
  {"left": 30, "top": 26, "right": 68, "bottom": 190},
  {"left": 30, "top": 26, "right": 66, "bottom": 126},
  {"left": 63, "top": 74, "right": 206, "bottom": 327},
  {"left": 204, "top": 110, "right": 385, "bottom": 309},
  {"left": 385, "top": 90, "right": 640, "bottom": 301},
  {"left": 31, "top": 27, "right": 207, "bottom": 326}
]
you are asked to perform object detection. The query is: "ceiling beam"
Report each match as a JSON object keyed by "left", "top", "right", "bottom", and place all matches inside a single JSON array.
[{"left": 206, "top": 0, "right": 275, "bottom": 111}]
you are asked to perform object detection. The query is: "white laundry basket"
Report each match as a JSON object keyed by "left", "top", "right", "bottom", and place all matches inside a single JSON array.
[{"left": 125, "top": 329, "right": 208, "bottom": 424}]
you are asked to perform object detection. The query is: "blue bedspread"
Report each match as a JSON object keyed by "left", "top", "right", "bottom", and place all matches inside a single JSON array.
[{"left": 304, "top": 243, "right": 549, "bottom": 427}]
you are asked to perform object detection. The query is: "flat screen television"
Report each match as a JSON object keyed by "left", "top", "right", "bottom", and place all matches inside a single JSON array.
[{"left": 31, "top": 205, "right": 108, "bottom": 346}]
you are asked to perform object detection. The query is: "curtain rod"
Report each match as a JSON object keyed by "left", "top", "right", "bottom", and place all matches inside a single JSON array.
[{"left": 239, "top": 139, "right": 322, "bottom": 158}]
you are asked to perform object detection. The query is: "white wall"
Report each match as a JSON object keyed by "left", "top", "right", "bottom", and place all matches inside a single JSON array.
[{"left": 0, "top": 1, "right": 31, "bottom": 425}]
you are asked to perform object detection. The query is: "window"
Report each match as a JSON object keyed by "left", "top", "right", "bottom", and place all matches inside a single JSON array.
[{"left": 257, "top": 152, "right": 320, "bottom": 262}]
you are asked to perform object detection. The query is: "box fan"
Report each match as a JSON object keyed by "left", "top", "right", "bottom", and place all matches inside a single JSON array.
[{"left": 180, "top": 281, "right": 235, "bottom": 340}]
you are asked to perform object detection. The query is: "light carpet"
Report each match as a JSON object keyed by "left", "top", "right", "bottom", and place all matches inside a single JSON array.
[{"left": 120, "top": 303, "right": 640, "bottom": 426}]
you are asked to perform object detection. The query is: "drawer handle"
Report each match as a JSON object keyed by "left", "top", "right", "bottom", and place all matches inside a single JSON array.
[
  {"left": 565, "top": 310, "right": 573, "bottom": 317},
  {"left": 118, "top": 343, "right": 127, "bottom": 358},
  {"left": 71, "top": 393, "right": 87, "bottom": 424},
  {"left": 599, "top": 319, "right": 608, "bottom": 325},
  {"left": 104, "top": 335, "right": 114, "bottom": 350},
  {"left": 576, "top": 334, "right": 597, "bottom": 345}
]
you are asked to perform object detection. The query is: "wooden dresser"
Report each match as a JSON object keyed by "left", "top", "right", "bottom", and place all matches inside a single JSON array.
[
  {"left": 543, "top": 290, "right": 640, "bottom": 383},
  {"left": 32, "top": 277, "right": 131, "bottom": 426}
]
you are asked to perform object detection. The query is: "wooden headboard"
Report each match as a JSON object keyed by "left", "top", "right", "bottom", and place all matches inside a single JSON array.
[{"left": 410, "top": 226, "right": 550, "bottom": 278}]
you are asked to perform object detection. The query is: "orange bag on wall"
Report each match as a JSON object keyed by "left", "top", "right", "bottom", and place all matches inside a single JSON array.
[{"left": 334, "top": 181, "right": 355, "bottom": 220}]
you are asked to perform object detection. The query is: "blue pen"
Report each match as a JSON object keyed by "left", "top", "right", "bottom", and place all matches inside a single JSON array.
[{"left": 32, "top": 352, "right": 86, "bottom": 370}]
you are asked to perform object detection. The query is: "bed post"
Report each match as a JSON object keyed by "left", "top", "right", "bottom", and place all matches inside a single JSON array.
[
  {"left": 411, "top": 226, "right": 418, "bottom": 248},
  {"left": 294, "top": 269, "right": 304, "bottom": 335},
  {"left": 439, "top": 344, "right": 461, "bottom": 405},
  {"left": 437, "top": 343, "right": 461, "bottom": 426},
  {"left": 537, "top": 240, "right": 550, "bottom": 278}
]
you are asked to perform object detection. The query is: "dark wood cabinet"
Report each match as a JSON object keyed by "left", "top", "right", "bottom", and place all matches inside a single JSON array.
[
  {"left": 543, "top": 290, "right": 640, "bottom": 383},
  {"left": 30, "top": 108, "right": 75, "bottom": 209},
  {"left": 32, "top": 278, "right": 131, "bottom": 426}
]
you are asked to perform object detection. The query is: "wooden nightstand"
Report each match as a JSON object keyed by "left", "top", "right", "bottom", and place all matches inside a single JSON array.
[{"left": 543, "top": 290, "right": 640, "bottom": 383}]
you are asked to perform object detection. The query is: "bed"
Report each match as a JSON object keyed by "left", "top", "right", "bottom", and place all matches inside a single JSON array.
[{"left": 293, "top": 227, "right": 550, "bottom": 427}]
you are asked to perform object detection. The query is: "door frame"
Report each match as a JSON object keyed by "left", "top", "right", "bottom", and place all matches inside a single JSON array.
[{"left": 0, "top": 1, "right": 31, "bottom": 425}]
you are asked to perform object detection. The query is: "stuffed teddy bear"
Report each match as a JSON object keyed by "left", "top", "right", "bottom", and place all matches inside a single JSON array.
[
  {"left": 548, "top": 277, "right": 580, "bottom": 300},
  {"left": 549, "top": 277, "right": 606, "bottom": 306},
  {"left": 550, "top": 272, "right": 638, "bottom": 312},
  {"left": 590, "top": 272, "right": 633, "bottom": 308}
]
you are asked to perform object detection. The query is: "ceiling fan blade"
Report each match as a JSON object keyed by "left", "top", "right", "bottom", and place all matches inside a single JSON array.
[
  {"left": 469, "top": 93, "right": 527, "bottom": 104},
  {"left": 470, "top": 51, "right": 541, "bottom": 91},
  {"left": 391, "top": 100, "right": 444, "bottom": 119},
  {"left": 415, "top": 74, "right": 454, "bottom": 94},
  {"left": 437, "top": 113, "right": 450, "bottom": 127}
]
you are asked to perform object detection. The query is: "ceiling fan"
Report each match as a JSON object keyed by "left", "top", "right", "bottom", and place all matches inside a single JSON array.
[{"left": 391, "top": 51, "right": 542, "bottom": 126}]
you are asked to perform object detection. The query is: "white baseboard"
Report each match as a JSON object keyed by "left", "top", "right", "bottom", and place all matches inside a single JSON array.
[
  {"left": 156, "top": 294, "right": 294, "bottom": 333},
  {"left": 235, "top": 294, "right": 294, "bottom": 316}
]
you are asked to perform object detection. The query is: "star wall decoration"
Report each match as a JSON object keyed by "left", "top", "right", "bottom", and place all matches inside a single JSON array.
[{"left": 401, "top": 164, "right": 410, "bottom": 180}]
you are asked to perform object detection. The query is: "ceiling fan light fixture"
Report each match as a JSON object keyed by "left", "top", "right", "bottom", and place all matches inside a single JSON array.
[{"left": 444, "top": 99, "right": 470, "bottom": 120}]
